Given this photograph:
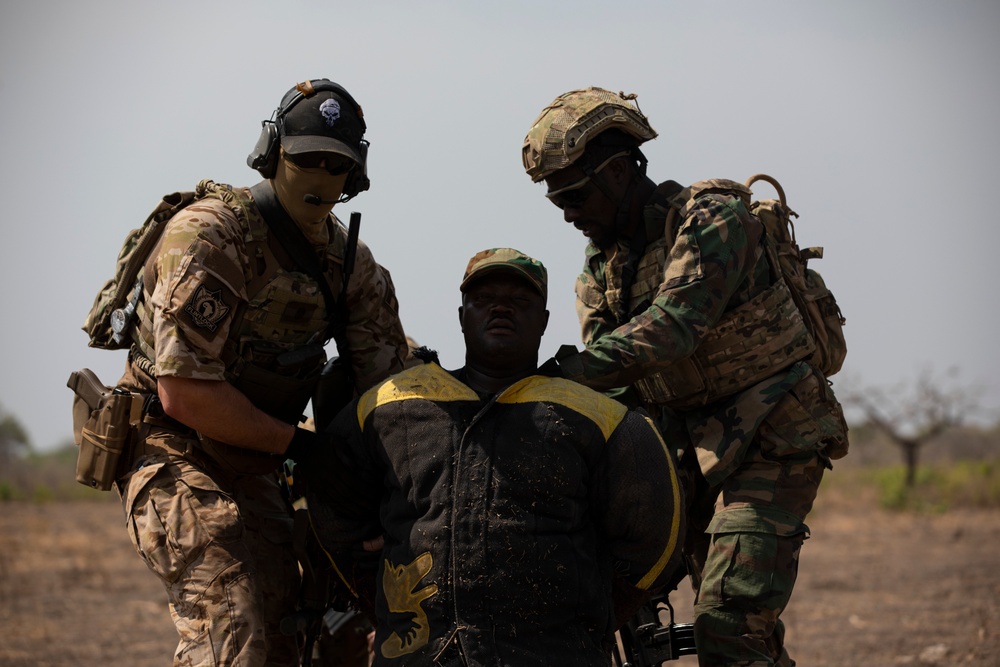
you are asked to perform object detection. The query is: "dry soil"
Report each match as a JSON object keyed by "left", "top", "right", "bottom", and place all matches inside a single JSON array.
[{"left": 1, "top": 479, "right": 998, "bottom": 666}]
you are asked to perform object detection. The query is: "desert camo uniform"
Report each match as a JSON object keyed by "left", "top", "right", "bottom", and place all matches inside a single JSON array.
[
  {"left": 115, "top": 179, "right": 407, "bottom": 666},
  {"left": 523, "top": 88, "right": 848, "bottom": 667}
]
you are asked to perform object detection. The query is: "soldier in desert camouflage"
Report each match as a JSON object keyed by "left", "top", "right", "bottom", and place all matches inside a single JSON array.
[
  {"left": 112, "top": 79, "right": 407, "bottom": 666},
  {"left": 523, "top": 88, "right": 849, "bottom": 667}
]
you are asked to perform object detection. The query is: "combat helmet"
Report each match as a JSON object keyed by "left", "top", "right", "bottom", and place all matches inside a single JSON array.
[{"left": 522, "top": 87, "right": 657, "bottom": 182}]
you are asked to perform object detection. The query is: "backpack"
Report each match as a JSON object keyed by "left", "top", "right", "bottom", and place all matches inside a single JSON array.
[
  {"left": 82, "top": 189, "right": 199, "bottom": 350},
  {"left": 745, "top": 173, "right": 847, "bottom": 376}
]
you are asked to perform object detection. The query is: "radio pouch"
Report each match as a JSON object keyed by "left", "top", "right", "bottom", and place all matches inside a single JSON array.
[{"left": 67, "top": 368, "right": 143, "bottom": 490}]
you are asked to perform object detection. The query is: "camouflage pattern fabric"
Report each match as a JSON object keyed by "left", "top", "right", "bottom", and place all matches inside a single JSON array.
[
  {"left": 460, "top": 247, "right": 548, "bottom": 299},
  {"left": 562, "top": 180, "right": 847, "bottom": 666},
  {"left": 114, "top": 179, "right": 408, "bottom": 664},
  {"left": 128, "top": 179, "right": 407, "bottom": 392},
  {"left": 689, "top": 415, "right": 828, "bottom": 667},
  {"left": 121, "top": 432, "right": 300, "bottom": 666},
  {"left": 521, "top": 87, "right": 658, "bottom": 182},
  {"left": 568, "top": 180, "right": 770, "bottom": 392}
]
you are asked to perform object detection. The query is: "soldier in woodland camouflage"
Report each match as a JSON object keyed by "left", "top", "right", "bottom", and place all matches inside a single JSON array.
[
  {"left": 523, "top": 87, "right": 848, "bottom": 667},
  {"left": 112, "top": 79, "right": 407, "bottom": 666}
]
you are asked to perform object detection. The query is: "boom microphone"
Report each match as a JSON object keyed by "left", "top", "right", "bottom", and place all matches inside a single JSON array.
[{"left": 303, "top": 194, "right": 339, "bottom": 205}]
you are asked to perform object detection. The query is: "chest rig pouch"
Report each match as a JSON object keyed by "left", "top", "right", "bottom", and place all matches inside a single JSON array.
[
  {"left": 223, "top": 182, "right": 345, "bottom": 423},
  {"left": 140, "top": 183, "right": 347, "bottom": 474},
  {"left": 620, "top": 180, "right": 815, "bottom": 410}
]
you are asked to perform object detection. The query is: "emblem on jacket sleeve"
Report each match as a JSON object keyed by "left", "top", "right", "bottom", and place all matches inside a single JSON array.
[
  {"left": 380, "top": 552, "right": 438, "bottom": 658},
  {"left": 183, "top": 285, "right": 231, "bottom": 332}
]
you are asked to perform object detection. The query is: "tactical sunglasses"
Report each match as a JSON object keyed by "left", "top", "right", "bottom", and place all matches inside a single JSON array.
[
  {"left": 545, "top": 151, "right": 629, "bottom": 210},
  {"left": 287, "top": 152, "right": 354, "bottom": 176}
]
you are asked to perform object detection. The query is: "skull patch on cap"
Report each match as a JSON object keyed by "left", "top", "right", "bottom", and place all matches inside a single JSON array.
[{"left": 320, "top": 99, "right": 341, "bottom": 127}]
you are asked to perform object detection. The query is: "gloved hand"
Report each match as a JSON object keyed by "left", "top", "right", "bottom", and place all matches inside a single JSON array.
[
  {"left": 284, "top": 426, "right": 365, "bottom": 514},
  {"left": 283, "top": 426, "right": 327, "bottom": 465},
  {"left": 537, "top": 357, "right": 564, "bottom": 377},
  {"left": 539, "top": 344, "right": 584, "bottom": 379}
]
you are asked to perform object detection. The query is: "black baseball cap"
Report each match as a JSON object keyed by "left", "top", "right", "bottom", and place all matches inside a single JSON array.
[{"left": 277, "top": 80, "right": 366, "bottom": 166}]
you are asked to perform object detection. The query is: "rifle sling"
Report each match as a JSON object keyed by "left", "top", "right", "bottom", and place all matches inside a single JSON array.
[{"left": 249, "top": 182, "right": 353, "bottom": 349}]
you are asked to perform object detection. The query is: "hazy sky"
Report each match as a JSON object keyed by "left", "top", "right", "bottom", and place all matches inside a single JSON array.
[{"left": 2, "top": 1, "right": 998, "bottom": 451}]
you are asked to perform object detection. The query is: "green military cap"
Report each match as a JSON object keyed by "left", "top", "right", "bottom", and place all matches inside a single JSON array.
[{"left": 460, "top": 248, "right": 547, "bottom": 301}]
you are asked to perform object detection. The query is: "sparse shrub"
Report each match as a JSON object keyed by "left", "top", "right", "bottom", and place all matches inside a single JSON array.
[
  {"left": 868, "top": 459, "right": 1000, "bottom": 512},
  {"left": 1, "top": 443, "right": 116, "bottom": 503}
]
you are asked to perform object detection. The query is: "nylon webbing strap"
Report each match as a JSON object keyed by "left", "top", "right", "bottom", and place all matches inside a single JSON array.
[
  {"left": 249, "top": 182, "right": 339, "bottom": 340},
  {"left": 616, "top": 180, "right": 684, "bottom": 324},
  {"left": 616, "top": 223, "right": 647, "bottom": 324}
]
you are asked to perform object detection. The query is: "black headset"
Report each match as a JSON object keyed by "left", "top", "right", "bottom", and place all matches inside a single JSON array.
[{"left": 247, "top": 79, "right": 370, "bottom": 201}]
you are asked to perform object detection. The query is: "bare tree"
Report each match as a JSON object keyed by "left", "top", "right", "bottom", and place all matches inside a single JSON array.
[{"left": 841, "top": 367, "right": 978, "bottom": 485}]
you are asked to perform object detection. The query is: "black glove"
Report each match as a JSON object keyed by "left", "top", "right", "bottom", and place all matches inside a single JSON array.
[
  {"left": 537, "top": 356, "right": 564, "bottom": 377},
  {"left": 284, "top": 427, "right": 321, "bottom": 465},
  {"left": 538, "top": 344, "right": 583, "bottom": 379}
]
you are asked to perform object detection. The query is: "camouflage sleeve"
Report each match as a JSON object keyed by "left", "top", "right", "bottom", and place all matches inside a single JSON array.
[
  {"left": 567, "top": 192, "right": 764, "bottom": 391},
  {"left": 340, "top": 237, "right": 408, "bottom": 392},
  {"left": 148, "top": 199, "right": 248, "bottom": 380},
  {"left": 597, "top": 409, "right": 685, "bottom": 591},
  {"left": 575, "top": 259, "right": 619, "bottom": 346}
]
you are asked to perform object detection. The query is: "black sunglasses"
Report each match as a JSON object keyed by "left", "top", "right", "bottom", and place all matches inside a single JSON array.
[
  {"left": 544, "top": 150, "right": 629, "bottom": 210},
  {"left": 545, "top": 178, "right": 596, "bottom": 210},
  {"left": 287, "top": 152, "right": 354, "bottom": 176}
]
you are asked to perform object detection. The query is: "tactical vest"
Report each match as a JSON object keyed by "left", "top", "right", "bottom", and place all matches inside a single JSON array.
[
  {"left": 129, "top": 181, "right": 341, "bottom": 467},
  {"left": 622, "top": 180, "right": 815, "bottom": 410}
]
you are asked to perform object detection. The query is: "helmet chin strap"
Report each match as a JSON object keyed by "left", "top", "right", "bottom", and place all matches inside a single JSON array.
[
  {"left": 582, "top": 151, "right": 645, "bottom": 237},
  {"left": 613, "top": 177, "right": 640, "bottom": 235}
]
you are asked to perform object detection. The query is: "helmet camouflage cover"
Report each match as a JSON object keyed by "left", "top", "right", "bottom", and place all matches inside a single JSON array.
[{"left": 522, "top": 87, "right": 658, "bottom": 182}]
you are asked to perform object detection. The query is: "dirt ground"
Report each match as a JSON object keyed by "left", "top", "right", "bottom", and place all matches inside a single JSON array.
[{"left": 1, "top": 479, "right": 998, "bottom": 667}]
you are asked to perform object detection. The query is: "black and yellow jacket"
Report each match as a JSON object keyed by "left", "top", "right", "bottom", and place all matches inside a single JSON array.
[{"left": 306, "top": 362, "right": 684, "bottom": 667}]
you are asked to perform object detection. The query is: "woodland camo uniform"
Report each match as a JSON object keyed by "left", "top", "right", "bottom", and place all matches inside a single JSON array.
[{"left": 523, "top": 87, "right": 849, "bottom": 667}]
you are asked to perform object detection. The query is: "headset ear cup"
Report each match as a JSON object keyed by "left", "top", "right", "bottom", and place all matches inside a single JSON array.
[
  {"left": 342, "top": 140, "right": 370, "bottom": 201},
  {"left": 247, "top": 122, "right": 280, "bottom": 178},
  {"left": 254, "top": 80, "right": 368, "bottom": 188}
]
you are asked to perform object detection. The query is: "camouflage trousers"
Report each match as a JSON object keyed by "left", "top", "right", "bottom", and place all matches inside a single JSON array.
[
  {"left": 119, "top": 429, "right": 301, "bottom": 667},
  {"left": 679, "top": 439, "right": 825, "bottom": 667}
]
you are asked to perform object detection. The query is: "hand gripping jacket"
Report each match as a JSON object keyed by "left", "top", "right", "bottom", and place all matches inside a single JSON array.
[{"left": 597, "top": 179, "right": 817, "bottom": 410}]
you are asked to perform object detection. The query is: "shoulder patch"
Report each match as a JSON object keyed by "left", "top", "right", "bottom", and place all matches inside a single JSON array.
[{"left": 182, "top": 284, "right": 231, "bottom": 332}]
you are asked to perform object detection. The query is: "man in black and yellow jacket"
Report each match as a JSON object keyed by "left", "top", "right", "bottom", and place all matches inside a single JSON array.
[{"left": 296, "top": 248, "right": 685, "bottom": 666}]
